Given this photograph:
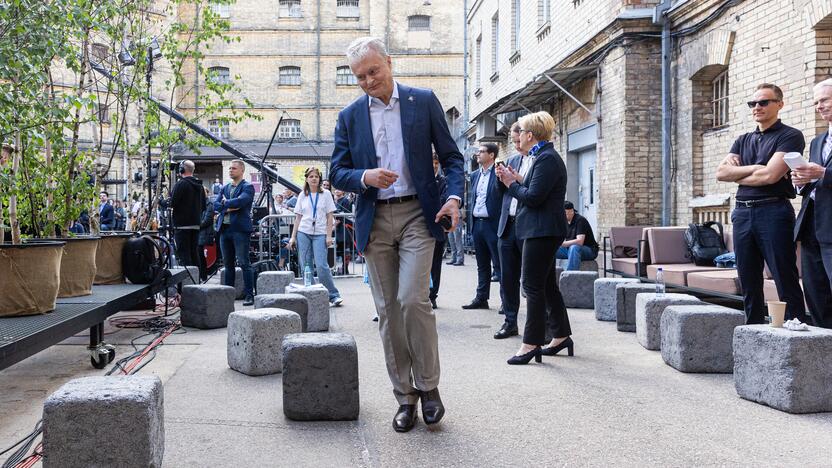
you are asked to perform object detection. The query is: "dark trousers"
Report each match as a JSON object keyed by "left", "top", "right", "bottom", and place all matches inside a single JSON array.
[
  {"left": 473, "top": 217, "right": 500, "bottom": 300},
  {"left": 521, "top": 236, "right": 571, "bottom": 345},
  {"left": 733, "top": 200, "right": 807, "bottom": 324},
  {"left": 174, "top": 229, "right": 200, "bottom": 267},
  {"left": 196, "top": 243, "right": 208, "bottom": 281},
  {"left": 798, "top": 201, "right": 832, "bottom": 328},
  {"left": 429, "top": 239, "right": 446, "bottom": 301},
  {"left": 498, "top": 218, "right": 523, "bottom": 326},
  {"left": 219, "top": 228, "right": 254, "bottom": 297}
]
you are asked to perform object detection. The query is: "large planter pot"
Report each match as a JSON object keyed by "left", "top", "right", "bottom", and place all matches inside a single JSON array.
[
  {"left": 95, "top": 233, "right": 134, "bottom": 285},
  {"left": 27, "top": 237, "right": 99, "bottom": 297},
  {"left": 0, "top": 241, "right": 64, "bottom": 317}
]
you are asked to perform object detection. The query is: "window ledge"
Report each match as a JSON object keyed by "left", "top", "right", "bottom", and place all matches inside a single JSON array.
[
  {"left": 474, "top": 88, "right": 483, "bottom": 97},
  {"left": 509, "top": 50, "right": 521, "bottom": 66},
  {"left": 704, "top": 124, "right": 731, "bottom": 136},
  {"left": 336, "top": 16, "right": 360, "bottom": 21},
  {"left": 489, "top": 72, "right": 499, "bottom": 83},
  {"left": 536, "top": 22, "right": 551, "bottom": 41},
  {"left": 335, "top": 83, "right": 357, "bottom": 87}
]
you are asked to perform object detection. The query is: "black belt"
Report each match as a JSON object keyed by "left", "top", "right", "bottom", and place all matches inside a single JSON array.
[
  {"left": 735, "top": 197, "right": 785, "bottom": 208},
  {"left": 377, "top": 194, "right": 418, "bottom": 204}
]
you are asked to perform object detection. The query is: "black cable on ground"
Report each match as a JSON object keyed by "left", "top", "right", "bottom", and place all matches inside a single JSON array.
[{"left": 0, "top": 420, "right": 41, "bottom": 468}]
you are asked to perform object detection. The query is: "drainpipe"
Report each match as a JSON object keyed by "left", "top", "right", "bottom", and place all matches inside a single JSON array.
[
  {"left": 462, "top": 0, "right": 469, "bottom": 147},
  {"left": 385, "top": 0, "right": 390, "bottom": 50},
  {"left": 655, "top": 0, "right": 672, "bottom": 226},
  {"left": 316, "top": 0, "right": 322, "bottom": 140}
]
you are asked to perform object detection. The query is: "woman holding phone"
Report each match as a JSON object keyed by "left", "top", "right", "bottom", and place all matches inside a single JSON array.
[{"left": 288, "top": 167, "right": 344, "bottom": 307}]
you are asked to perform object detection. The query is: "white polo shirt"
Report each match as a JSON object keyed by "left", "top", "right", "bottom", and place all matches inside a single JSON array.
[{"left": 294, "top": 189, "right": 336, "bottom": 235}]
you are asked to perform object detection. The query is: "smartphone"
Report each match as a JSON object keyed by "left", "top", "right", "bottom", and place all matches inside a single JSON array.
[
  {"left": 438, "top": 215, "right": 453, "bottom": 231},
  {"left": 496, "top": 161, "right": 506, "bottom": 169}
]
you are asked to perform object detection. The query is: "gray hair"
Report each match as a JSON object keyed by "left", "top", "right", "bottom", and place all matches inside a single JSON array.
[
  {"left": 814, "top": 78, "right": 832, "bottom": 94},
  {"left": 346, "top": 37, "right": 388, "bottom": 64},
  {"left": 182, "top": 160, "right": 195, "bottom": 174}
]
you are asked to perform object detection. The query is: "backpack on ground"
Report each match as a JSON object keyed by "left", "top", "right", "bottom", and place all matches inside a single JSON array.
[
  {"left": 684, "top": 221, "right": 728, "bottom": 267},
  {"left": 123, "top": 234, "right": 171, "bottom": 285}
]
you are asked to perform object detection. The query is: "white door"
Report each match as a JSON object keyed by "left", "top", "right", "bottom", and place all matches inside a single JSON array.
[{"left": 577, "top": 148, "right": 598, "bottom": 234}]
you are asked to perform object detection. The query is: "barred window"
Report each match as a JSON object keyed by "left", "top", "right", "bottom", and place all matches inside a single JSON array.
[
  {"left": 511, "top": 0, "right": 520, "bottom": 52},
  {"left": 537, "top": 0, "right": 550, "bottom": 27},
  {"left": 209, "top": 1, "right": 230, "bottom": 18},
  {"left": 279, "top": 0, "right": 302, "bottom": 17},
  {"left": 208, "top": 119, "right": 230, "bottom": 139},
  {"left": 279, "top": 66, "right": 301, "bottom": 86},
  {"left": 712, "top": 70, "right": 729, "bottom": 128},
  {"left": 207, "top": 66, "right": 230, "bottom": 85},
  {"left": 336, "top": 66, "right": 357, "bottom": 85},
  {"left": 279, "top": 119, "right": 301, "bottom": 139},
  {"left": 408, "top": 15, "right": 431, "bottom": 31},
  {"left": 491, "top": 12, "right": 499, "bottom": 73},
  {"left": 336, "top": 0, "right": 359, "bottom": 18}
]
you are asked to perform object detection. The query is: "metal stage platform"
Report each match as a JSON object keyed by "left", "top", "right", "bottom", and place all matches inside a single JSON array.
[{"left": 0, "top": 268, "right": 189, "bottom": 371}]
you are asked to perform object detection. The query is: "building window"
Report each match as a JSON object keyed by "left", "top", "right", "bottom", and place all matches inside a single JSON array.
[
  {"left": 408, "top": 15, "right": 431, "bottom": 31},
  {"left": 712, "top": 70, "right": 729, "bottom": 128},
  {"left": 511, "top": 0, "right": 520, "bottom": 52},
  {"left": 207, "top": 66, "right": 230, "bottom": 85},
  {"left": 279, "top": 119, "right": 302, "bottom": 139},
  {"left": 90, "top": 43, "right": 109, "bottom": 61},
  {"left": 209, "top": 1, "right": 230, "bottom": 18},
  {"left": 279, "top": 66, "right": 301, "bottom": 86},
  {"left": 279, "top": 0, "right": 302, "bottom": 18},
  {"left": 208, "top": 119, "right": 230, "bottom": 139},
  {"left": 336, "top": 66, "right": 357, "bottom": 85},
  {"left": 491, "top": 12, "right": 499, "bottom": 74},
  {"left": 475, "top": 35, "right": 482, "bottom": 89},
  {"left": 537, "top": 0, "right": 550, "bottom": 27},
  {"left": 95, "top": 103, "right": 110, "bottom": 123},
  {"left": 336, "top": 0, "right": 359, "bottom": 18}
]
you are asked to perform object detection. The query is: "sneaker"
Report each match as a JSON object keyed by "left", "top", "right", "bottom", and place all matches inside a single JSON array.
[
  {"left": 330, "top": 297, "right": 344, "bottom": 307},
  {"left": 242, "top": 295, "right": 254, "bottom": 306}
]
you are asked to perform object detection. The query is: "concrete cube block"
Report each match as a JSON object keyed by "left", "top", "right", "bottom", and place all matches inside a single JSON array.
[
  {"left": 660, "top": 304, "right": 745, "bottom": 373},
  {"left": 220, "top": 267, "right": 245, "bottom": 299},
  {"left": 555, "top": 267, "right": 563, "bottom": 287},
  {"left": 180, "top": 284, "right": 236, "bottom": 329},
  {"left": 42, "top": 376, "right": 164, "bottom": 468},
  {"left": 593, "top": 278, "right": 639, "bottom": 321},
  {"left": 559, "top": 271, "right": 599, "bottom": 309},
  {"left": 556, "top": 258, "right": 599, "bottom": 272},
  {"left": 227, "top": 309, "right": 301, "bottom": 376},
  {"left": 635, "top": 293, "right": 702, "bottom": 350},
  {"left": 181, "top": 265, "right": 200, "bottom": 286},
  {"left": 282, "top": 332, "right": 359, "bottom": 420},
  {"left": 285, "top": 284, "right": 329, "bottom": 332},
  {"left": 615, "top": 283, "right": 657, "bottom": 332},
  {"left": 734, "top": 325, "right": 832, "bottom": 413},
  {"left": 255, "top": 293, "right": 309, "bottom": 332},
  {"left": 256, "top": 270, "right": 296, "bottom": 295}
]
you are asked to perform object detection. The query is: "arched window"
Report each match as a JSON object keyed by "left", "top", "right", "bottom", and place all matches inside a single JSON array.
[
  {"left": 279, "top": 119, "right": 301, "bottom": 139},
  {"left": 207, "top": 66, "right": 230, "bottom": 85},
  {"left": 408, "top": 15, "right": 431, "bottom": 31},
  {"left": 279, "top": 66, "right": 301, "bottom": 85},
  {"left": 336, "top": 66, "right": 357, "bottom": 85}
]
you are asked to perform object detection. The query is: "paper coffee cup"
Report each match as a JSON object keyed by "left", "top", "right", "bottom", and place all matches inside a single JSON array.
[{"left": 767, "top": 301, "right": 786, "bottom": 328}]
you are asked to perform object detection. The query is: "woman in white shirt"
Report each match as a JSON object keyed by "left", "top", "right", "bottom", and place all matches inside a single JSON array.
[{"left": 288, "top": 167, "right": 343, "bottom": 306}]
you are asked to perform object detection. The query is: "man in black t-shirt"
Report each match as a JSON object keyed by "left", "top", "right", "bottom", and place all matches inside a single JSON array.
[
  {"left": 716, "top": 83, "right": 808, "bottom": 325},
  {"left": 555, "top": 201, "right": 599, "bottom": 271}
]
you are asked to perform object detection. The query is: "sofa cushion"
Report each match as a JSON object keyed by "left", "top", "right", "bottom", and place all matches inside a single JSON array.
[
  {"left": 646, "top": 227, "right": 690, "bottom": 265},
  {"left": 647, "top": 263, "right": 725, "bottom": 286},
  {"left": 611, "top": 258, "right": 640, "bottom": 276},
  {"left": 686, "top": 269, "right": 741, "bottom": 295}
]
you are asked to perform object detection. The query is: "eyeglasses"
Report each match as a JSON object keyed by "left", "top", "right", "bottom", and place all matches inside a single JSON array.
[
  {"left": 517, "top": 129, "right": 530, "bottom": 133},
  {"left": 746, "top": 99, "right": 781, "bottom": 109}
]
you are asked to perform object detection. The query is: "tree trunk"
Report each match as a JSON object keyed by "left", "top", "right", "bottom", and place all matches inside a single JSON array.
[{"left": 10, "top": 132, "right": 21, "bottom": 244}]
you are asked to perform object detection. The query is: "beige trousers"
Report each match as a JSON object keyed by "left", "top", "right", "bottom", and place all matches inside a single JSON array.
[{"left": 363, "top": 199, "right": 440, "bottom": 405}]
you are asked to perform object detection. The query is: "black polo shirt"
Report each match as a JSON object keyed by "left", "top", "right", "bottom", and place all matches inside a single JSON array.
[
  {"left": 566, "top": 213, "right": 599, "bottom": 253},
  {"left": 729, "top": 120, "right": 804, "bottom": 200}
]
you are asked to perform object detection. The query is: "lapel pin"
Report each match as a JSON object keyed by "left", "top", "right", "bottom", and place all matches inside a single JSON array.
[{"left": 408, "top": 96, "right": 414, "bottom": 102}]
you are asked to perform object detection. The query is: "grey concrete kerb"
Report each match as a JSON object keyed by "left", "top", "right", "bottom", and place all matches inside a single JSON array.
[
  {"left": 227, "top": 308, "right": 302, "bottom": 376},
  {"left": 219, "top": 267, "right": 245, "bottom": 299},
  {"left": 660, "top": 304, "right": 745, "bottom": 373},
  {"left": 560, "top": 271, "right": 598, "bottom": 309},
  {"left": 256, "top": 270, "right": 295, "bottom": 295},
  {"left": 594, "top": 278, "right": 639, "bottom": 321},
  {"left": 615, "top": 282, "right": 656, "bottom": 332},
  {"left": 255, "top": 293, "right": 310, "bottom": 331},
  {"left": 635, "top": 293, "right": 702, "bottom": 350},
  {"left": 180, "top": 284, "right": 236, "bottom": 329},
  {"left": 285, "top": 284, "right": 330, "bottom": 332}
]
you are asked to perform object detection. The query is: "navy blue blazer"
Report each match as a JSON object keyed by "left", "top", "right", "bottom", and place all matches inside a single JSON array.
[
  {"left": 506, "top": 142, "right": 568, "bottom": 241},
  {"left": 329, "top": 83, "right": 464, "bottom": 252},
  {"left": 469, "top": 165, "right": 502, "bottom": 232},
  {"left": 213, "top": 180, "right": 255, "bottom": 233},
  {"left": 795, "top": 131, "right": 832, "bottom": 243},
  {"left": 497, "top": 154, "right": 522, "bottom": 238},
  {"left": 99, "top": 203, "right": 114, "bottom": 227}
]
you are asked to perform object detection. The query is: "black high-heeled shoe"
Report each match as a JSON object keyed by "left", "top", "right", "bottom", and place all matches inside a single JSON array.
[
  {"left": 541, "top": 337, "right": 574, "bottom": 356},
  {"left": 507, "top": 347, "right": 542, "bottom": 365}
]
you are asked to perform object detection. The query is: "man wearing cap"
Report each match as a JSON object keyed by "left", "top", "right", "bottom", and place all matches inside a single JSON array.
[{"left": 555, "top": 201, "right": 598, "bottom": 271}]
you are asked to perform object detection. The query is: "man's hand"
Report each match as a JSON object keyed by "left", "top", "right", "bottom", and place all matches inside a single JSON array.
[
  {"left": 722, "top": 154, "right": 741, "bottom": 167},
  {"left": 435, "top": 199, "right": 461, "bottom": 231},
  {"left": 497, "top": 165, "right": 521, "bottom": 187},
  {"left": 792, "top": 163, "right": 826, "bottom": 186},
  {"left": 364, "top": 169, "right": 399, "bottom": 189}
]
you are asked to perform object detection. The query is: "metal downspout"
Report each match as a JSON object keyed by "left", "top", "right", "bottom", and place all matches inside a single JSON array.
[
  {"left": 463, "top": 0, "right": 469, "bottom": 146},
  {"left": 316, "top": 0, "right": 322, "bottom": 140},
  {"left": 657, "top": 0, "right": 672, "bottom": 226}
]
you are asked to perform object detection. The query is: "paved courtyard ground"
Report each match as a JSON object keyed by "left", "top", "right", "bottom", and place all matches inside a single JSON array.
[{"left": 2, "top": 256, "right": 831, "bottom": 467}]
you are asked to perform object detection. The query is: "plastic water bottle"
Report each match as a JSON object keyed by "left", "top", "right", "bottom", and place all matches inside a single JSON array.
[
  {"left": 303, "top": 264, "right": 313, "bottom": 287},
  {"left": 655, "top": 267, "right": 665, "bottom": 297}
]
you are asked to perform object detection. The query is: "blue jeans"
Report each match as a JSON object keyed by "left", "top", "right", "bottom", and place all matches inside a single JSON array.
[
  {"left": 297, "top": 232, "right": 340, "bottom": 301},
  {"left": 219, "top": 228, "right": 254, "bottom": 297},
  {"left": 556, "top": 245, "right": 597, "bottom": 271}
]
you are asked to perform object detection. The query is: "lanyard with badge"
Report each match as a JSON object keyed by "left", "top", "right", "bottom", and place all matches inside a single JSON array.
[{"left": 310, "top": 192, "right": 320, "bottom": 232}]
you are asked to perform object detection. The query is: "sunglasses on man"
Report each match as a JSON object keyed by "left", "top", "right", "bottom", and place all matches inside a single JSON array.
[{"left": 746, "top": 99, "right": 781, "bottom": 108}]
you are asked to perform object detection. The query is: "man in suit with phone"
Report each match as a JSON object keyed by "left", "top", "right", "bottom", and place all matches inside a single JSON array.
[
  {"left": 462, "top": 142, "right": 502, "bottom": 310},
  {"left": 792, "top": 78, "right": 832, "bottom": 329},
  {"left": 330, "top": 37, "right": 464, "bottom": 433}
]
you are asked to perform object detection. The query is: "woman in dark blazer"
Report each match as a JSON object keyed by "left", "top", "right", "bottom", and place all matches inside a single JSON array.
[{"left": 496, "top": 111, "right": 573, "bottom": 365}]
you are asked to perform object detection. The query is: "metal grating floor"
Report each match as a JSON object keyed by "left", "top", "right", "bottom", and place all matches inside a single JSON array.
[
  {"left": 56, "top": 284, "right": 147, "bottom": 304},
  {"left": 0, "top": 303, "right": 97, "bottom": 345}
]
